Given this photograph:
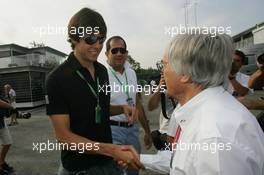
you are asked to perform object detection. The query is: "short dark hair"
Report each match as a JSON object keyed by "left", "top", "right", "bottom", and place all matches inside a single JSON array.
[
  {"left": 67, "top": 8, "right": 107, "bottom": 49},
  {"left": 106, "top": 36, "right": 127, "bottom": 52},
  {"left": 235, "top": 50, "right": 246, "bottom": 63}
]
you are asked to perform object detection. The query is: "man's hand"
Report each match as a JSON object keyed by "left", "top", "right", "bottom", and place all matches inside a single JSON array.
[
  {"left": 144, "top": 133, "right": 152, "bottom": 150},
  {"left": 112, "top": 145, "right": 145, "bottom": 170},
  {"left": 122, "top": 105, "right": 137, "bottom": 125}
]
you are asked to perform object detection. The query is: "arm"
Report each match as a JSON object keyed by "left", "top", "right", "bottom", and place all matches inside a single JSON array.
[
  {"left": 136, "top": 93, "right": 152, "bottom": 149},
  {"left": 0, "top": 99, "right": 13, "bottom": 109},
  {"left": 248, "top": 69, "right": 264, "bottom": 90},
  {"left": 229, "top": 78, "right": 249, "bottom": 96},
  {"left": 148, "top": 72, "right": 166, "bottom": 111},
  {"left": 49, "top": 114, "right": 143, "bottom": 170},
  {"left": 148, "top": 88, "right": 162, "bottom": 111},
  {"left": 238, "top": 97, "right": 264, "bottom": 110}
]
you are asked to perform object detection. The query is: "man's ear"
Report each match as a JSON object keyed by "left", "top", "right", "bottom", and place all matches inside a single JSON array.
[{"left": 180, "top": 75, "right": 192, "bottom": 84}]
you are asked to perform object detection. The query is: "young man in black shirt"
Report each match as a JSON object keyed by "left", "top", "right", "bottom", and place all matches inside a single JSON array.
[{"left": 46, "top": 8, "right": 143, "bottom": 175}]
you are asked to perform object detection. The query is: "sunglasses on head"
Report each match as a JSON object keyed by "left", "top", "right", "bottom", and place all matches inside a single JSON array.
[
  {"left": 83, "top": 35, "right": 106, "bottom": 45},
  {"left": 111, "top": 48, "right": 127, "bottom": 54}
]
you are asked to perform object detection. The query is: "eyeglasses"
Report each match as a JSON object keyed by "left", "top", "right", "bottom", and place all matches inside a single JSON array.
[
  {"left": 83, "top": 35, "right": 106, "bottom": 45},
  {"left": 111, "top": 48, "right": 127, "bottom": 54}
]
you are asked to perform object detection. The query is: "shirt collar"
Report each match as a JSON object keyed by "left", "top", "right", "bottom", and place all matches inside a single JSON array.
[
  {"left": 66, "top": 52, "right": 82, "bottom": 71},
  {"left": 107, "top": 62, "right": 128, "bottom": 76},
  {"left": 171, "top": 86, "right": 226, "bottom": 128},
  {"left": 66, "top": 52, "right": 99, "bottom": 72}
]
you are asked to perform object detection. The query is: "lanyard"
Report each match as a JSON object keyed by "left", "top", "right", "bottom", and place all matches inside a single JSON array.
[
  {"left": 109, "top": 68, "right": 130, "bottom": 99},
  {"left": 76, "top": 70, "right": 100, "bottom": 103}
]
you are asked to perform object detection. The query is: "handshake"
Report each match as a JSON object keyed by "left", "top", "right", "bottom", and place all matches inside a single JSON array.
[
  {"left": 100, "top": 143, "right": 144, "bottom": 171},
  {"left": 112, "top": 144, "right": 145, "bottom": 171}
]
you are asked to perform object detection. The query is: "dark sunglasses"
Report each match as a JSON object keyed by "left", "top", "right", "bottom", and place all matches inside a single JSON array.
[
  {"left": 111, "top": 48, "right": 127, "bottom": 54},
  {"left": 83, "top": 35, "right": 106, "bottom": 45}
]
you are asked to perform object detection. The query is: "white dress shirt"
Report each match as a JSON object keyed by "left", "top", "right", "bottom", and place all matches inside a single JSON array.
[
  {"left": 168, "top": 86, "right": 264, "bottom": 175},
  {"left": 227, "top": 72, "right": 253, "bottom": 94},
  {"left": 107, "top": 63, "right": 138, "bottom": 122}
]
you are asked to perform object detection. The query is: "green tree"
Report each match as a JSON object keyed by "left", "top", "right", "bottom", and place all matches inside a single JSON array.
[{"left": 127, "top": 55, "right": 141, "bottom": 72}]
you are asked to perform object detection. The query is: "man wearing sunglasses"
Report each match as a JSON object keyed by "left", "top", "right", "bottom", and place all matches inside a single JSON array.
[
  {"left": 105, "top": 36, "right": 152, "bottom": 175},
  {"left": 46, "top": 8, "right": 143, "bottom": 175}
]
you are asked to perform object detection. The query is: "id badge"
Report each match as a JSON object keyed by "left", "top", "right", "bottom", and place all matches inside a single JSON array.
[
  {"left": 95, "top": 105, "right": 102, "bottom": 124},
  {"left": 126, "top": 97, "right": 134, "bottom": 106}
]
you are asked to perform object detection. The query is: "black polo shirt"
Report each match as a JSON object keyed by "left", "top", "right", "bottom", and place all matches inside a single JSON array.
[{"left": 46, "top": 52, "right": 112, "bottom": 171}]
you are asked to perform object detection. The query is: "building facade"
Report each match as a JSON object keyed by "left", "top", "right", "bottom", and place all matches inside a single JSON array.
[
  {"left": 0, "top": 44, "right": 67, "bottom": 108},
  {"left": 233, "top": 21, "right": 264, "bottom": 49}
]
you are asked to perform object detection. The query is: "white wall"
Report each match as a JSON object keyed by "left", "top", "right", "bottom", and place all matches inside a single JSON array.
[
  {"left": 0, "top": 57, "right": 11, "bottom": 68},
  {"left": 253, "top": 26, "right": 264, "bottom": 44}
]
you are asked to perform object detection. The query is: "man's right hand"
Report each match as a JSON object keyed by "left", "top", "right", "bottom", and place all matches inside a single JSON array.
[
  {"left": 122, "top": 105, "right": 137, "bottom": 125},
  {"left": 112, "top": 145, "right": 144, "bottom": 170}
]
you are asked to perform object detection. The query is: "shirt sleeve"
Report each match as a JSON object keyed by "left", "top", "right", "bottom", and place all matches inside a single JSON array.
[
  {"left": 239, "top": 73, "right": 254, "bottom": 94},
  {"left": 45, "top": 74, "right": 69, "bottom": 115}
]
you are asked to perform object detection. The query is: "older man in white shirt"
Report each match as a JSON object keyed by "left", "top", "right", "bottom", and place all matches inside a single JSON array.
[{"left": 163, "top": 33, "right": 264, "bottom": 175}]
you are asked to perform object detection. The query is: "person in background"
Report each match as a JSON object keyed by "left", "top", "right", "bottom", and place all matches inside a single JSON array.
[
  {"left": 0, "top": 99, "right": 14, "bottom": 175},
  {"left": 148, "top": 51, "right": 177, "bottom": 150},
  {"left": 248, "top": 52, "right": 264, "bottom": 90},
  {"left": 228, "top": 50, "right": 252, "bottom": 96},
  {"left": 105, "top": 35, "right": 151, "bottom": 175},
  {"left": 4, "top": 84, "right": 18, "bottom": 126}
]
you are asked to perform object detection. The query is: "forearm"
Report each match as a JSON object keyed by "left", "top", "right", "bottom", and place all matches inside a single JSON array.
[
  {"left": 137, "top": 104, "right": 151, "bottom": 134},
  {"left": 230, "top": 79, "right": 249, "bottom": 96},
  {"left": 248, "top": 100, "right": 264, "bottom": 110},
  {"left": 248, "top": 70, "right": 264, "bottom": 89},
  {"left": 0, "top": 100, "right": 13, "bottom": 109},
  {"left": 110, "top": 105, "right": 124, "bottom": 116},
  {"left": 148, "top": 89, "right": 162, "bottom": 111},
  {"left": 53, "top": 125, "right": 118, "bottom": 156}
]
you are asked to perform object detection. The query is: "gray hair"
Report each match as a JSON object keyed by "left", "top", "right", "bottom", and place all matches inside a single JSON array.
[{"left": 168, "top": 33, "right": 234, "bottom": 88}]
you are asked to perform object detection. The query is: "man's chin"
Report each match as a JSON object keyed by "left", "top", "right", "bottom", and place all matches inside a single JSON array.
[{"left": 88, "top": 55, "right": 99, "bottom": 62}]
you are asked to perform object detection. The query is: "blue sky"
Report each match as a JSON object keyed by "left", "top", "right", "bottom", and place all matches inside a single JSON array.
[{"left": 0, "top": 0, "right": 263, "bottom": 68}]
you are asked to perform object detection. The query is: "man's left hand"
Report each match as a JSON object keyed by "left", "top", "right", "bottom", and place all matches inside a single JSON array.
[{"left": 122, "top": 105, "right": 137, "bottom": 125}]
